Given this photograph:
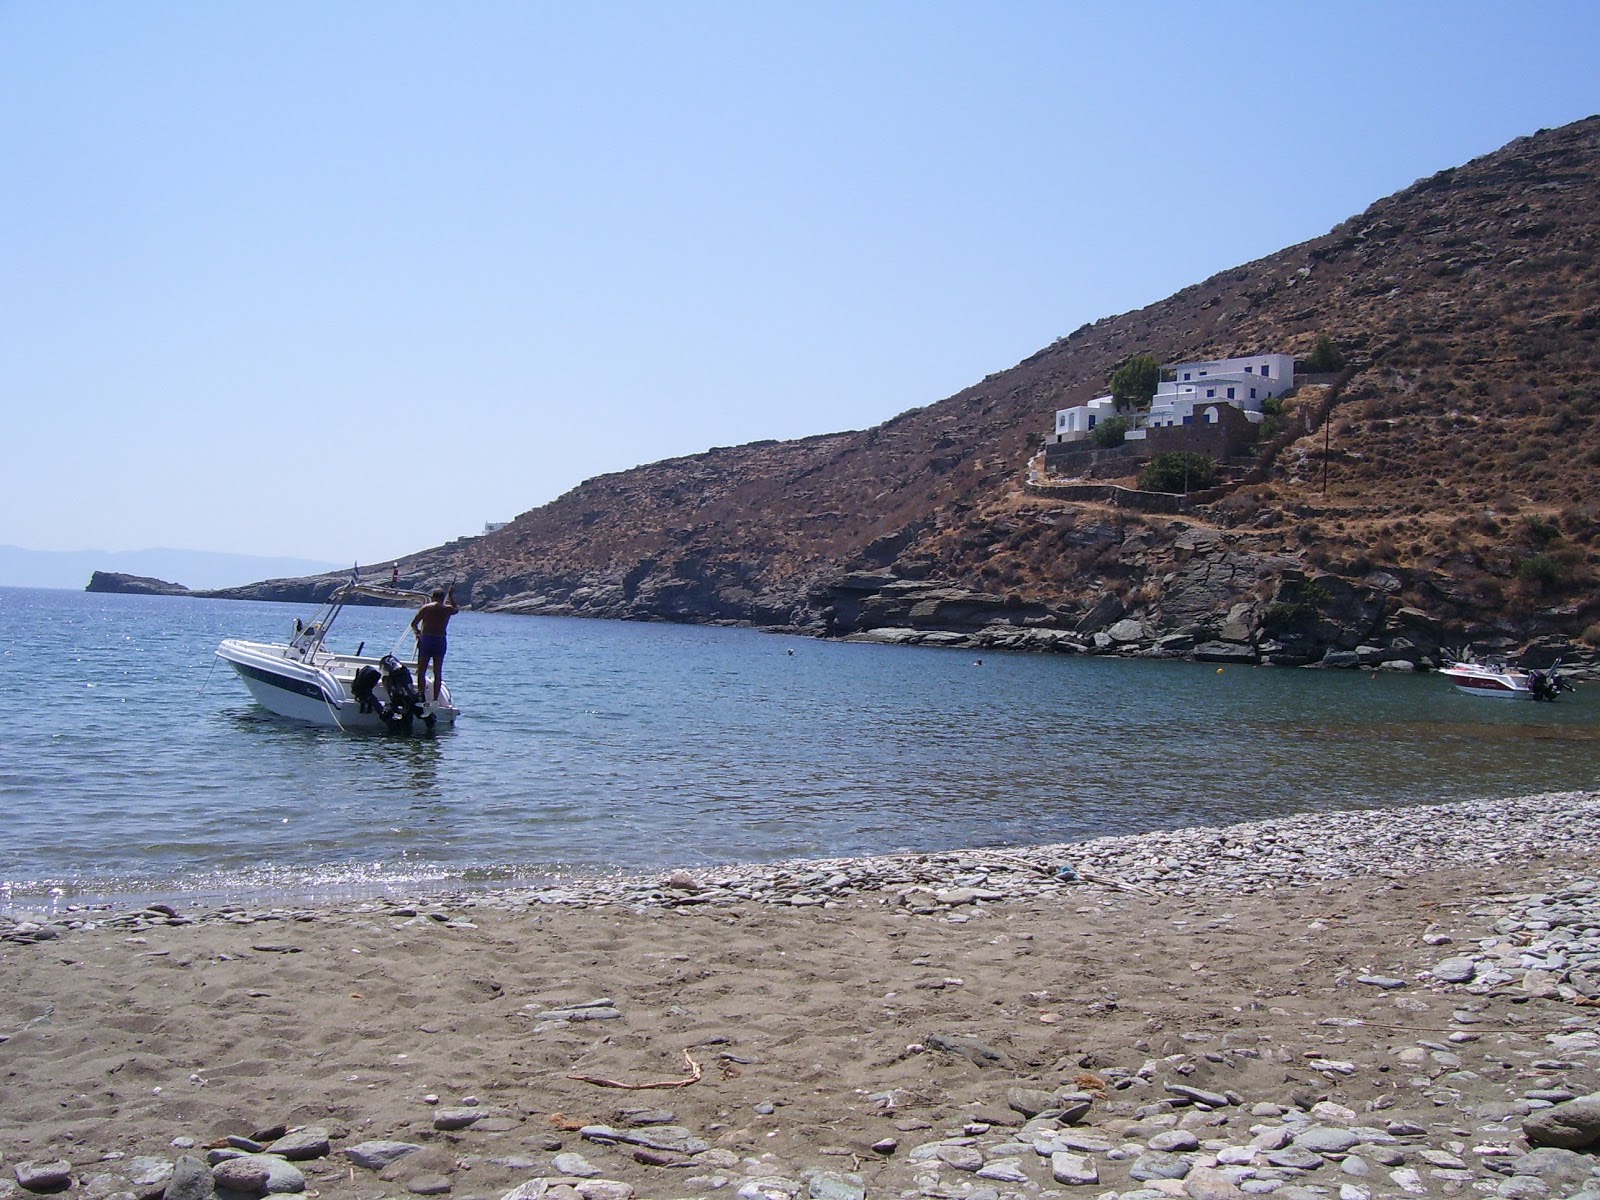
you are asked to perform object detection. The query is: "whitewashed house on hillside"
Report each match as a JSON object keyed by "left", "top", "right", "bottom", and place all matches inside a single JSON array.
[
  {"left": 1140, "top": 352, "right": 1296, "bottom": 433},
  {"left": 1049, "top": 351, "right": 1296, "bottom": 445}
]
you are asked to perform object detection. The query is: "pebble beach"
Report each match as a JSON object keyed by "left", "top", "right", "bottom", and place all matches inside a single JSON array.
[{"left": 7, "top": 792, "right": 1600, "bottom": 1200}]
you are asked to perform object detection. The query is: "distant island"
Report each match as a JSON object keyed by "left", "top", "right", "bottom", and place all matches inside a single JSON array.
[{"left": 84, "top": 571, "right": 191, "bottom": 596}]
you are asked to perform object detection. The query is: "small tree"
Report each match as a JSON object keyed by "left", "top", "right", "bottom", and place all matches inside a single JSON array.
[
  {"left": 1110, "top": 354, "right": 1161, "bottom": 412},
  {"left": 1139, "top": 451, "right": 1215, "bottom": 493},
  {"left": 1304, "top": 335, "right": 1345, "bottom": 373},
  {"left": 1089, "top": 415, "right": 1131, "bottom": 448}
]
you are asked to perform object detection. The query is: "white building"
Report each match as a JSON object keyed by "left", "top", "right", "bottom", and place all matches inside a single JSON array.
[
  {"left": 1049, "top": 352, "right": 1295, "bottom": 443},
  {"left": 1051, "top": 394, "right": 1119, "bottom": 440}
]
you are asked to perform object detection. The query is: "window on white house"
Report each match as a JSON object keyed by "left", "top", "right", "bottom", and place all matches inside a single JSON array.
[
  {"left": 1226, "top": 387, "right": 1235, "bottom": 399},
  {"left": 1206, "top": 388, "right": 1215, "bottom": 398},
  {"left": 1260, "top": 363, "right": 1270, "bottom": 376},
  {"left": 1250, "top": 388, "right": 1257, "bottom": 399}
]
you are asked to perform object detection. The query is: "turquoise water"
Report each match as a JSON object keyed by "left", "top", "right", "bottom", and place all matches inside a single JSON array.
[{"left": 2, "top": 585, "right": 1596, "bottom": 911}]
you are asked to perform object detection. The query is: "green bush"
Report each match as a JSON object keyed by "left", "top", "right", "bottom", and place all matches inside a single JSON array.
[
  {"left": 1304, "top": 335, "right": 1346, "bottom": 373},
  {"left": 1089, "top": 416, "right": 1131, "bottom": 448},
  {"left": 1516, "top": 552, "right": 1569, "bottom": 594},
  {"left": 1139, "top": 451, "right": 1216, "bottom": 493}
]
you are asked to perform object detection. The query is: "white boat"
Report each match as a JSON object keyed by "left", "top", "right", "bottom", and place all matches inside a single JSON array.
[
  {"left": 1438, "top": 651, "right": 1571, "bottom": 702},
  {"left": 216, "top": 575, "right": 459, "bottom": 732}
]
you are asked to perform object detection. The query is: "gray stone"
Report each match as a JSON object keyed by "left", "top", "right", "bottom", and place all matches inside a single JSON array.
[
  {"left": 255, "top": 1158, "right": 304, "bottom": 1195},
  {"left": 433, "top": 1108, "right": 483, "bottom": 1131},
  {"left": 404, "top": 1175, "right": 452, "bottom": 1196},
  {"left": 1051, "top": 1152, "right": 1099, "bottom": 1185},
  {"left": 210, "top": 1158, "right": 270, "bottom": 1194},
  {"left": 551, "top": 1154, "right": 599, "bottom": 1178},
  {"left": 266, "top": 1130, "right": 330, "bottom": 1163},
  {"left": 1524, "top": 1096, "right": 1600, "bottom": 1149},
  {"left": 976, "top": 1159, "right": 1030, "bottom": 1183},
  {"left": 1151, "top": 1130, "right": 1202, "bottom": 1152},
  {"left": 124, "top": 1159, "right": 173, "bottom": 1189},
  {"left": 1356, "top": 975, "right": 1408, "bottom": 990},
  {"left": 1007, "top": 1086, "right": 1058, "bottom": 1117},
  {"left": 1131, "top": 1152, "right": 1193, "bottom": 1181},
  {"left": 1293, "top": 1127, "right": 1361, "bottom": 1155},
  {"left": 1265, "top": 1147, "right": 1325, "bottom": 1171},
  {"left": 806, "top": 1173, "right": 865, "bottom": 1200},
  {"left": 934, "top": 1145, "right": 984, "bottom": 1172},
  {"left": 165, "top": 1157, "right": 215, "bottom": 1200},
  {"left": 1431, "top": 957, "right": 1478, "bottom": 983},
  {"left": 1506, "top": 1147, "right": 1600, "bottom": 1190},
  {"left": 1185, "top": 1165, "right": 1245, "bottom": 1200},
  {"left": 1168, "top": 1084, "right": 1232, "bottom": 1108},
  {"left": 344, "top": 1142, "right": 425, "bottom": 1171},
  {"left": 13, "top": 1163, "right": 73, "bottom": 1193},
  {"left": 1496, "top": 1177, "right": 1552, "bottom": 1199}
]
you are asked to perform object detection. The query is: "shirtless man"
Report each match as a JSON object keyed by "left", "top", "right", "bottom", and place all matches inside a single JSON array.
[{"left": 410, "top": 587, "right": 459, "bottom": 702}]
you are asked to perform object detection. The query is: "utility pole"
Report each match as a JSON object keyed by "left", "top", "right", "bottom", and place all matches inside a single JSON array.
[{"left": 1322, "top": 400, "right": 1331, "bottom": 494}]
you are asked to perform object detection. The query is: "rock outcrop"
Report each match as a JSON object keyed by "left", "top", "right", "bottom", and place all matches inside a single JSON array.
[{"left": 84, "top": 571, "right": 189, "bottom": 596}]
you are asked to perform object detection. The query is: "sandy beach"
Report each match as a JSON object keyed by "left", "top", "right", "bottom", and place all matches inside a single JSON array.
[{"left": 6, "top": 793, "right": 1600, "bottom": 1200}]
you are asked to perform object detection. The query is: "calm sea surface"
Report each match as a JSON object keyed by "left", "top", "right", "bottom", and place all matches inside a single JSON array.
[{"left": 3, "top": 586, "right": 1597, "bottom": 913}]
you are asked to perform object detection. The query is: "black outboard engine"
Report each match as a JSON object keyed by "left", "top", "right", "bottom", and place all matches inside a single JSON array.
[
  {"left": 378, "top": 654, "right": 430, "bottom": 732},
  {"left": 1530, "top": 660, "right": 1575, "bottom": 703},
  {"left": 351, "top": 665, "right": 384, "bottom": 713}
]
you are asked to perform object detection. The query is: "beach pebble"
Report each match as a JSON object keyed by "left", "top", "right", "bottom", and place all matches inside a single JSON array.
[
  {"left": 1293, "top": 1127, "right": 1361, "bottom": 1155},
  {"left": 345, "top": 1142, "right": 425, "bottom": 1171},
  {"left": 13, "top": 1162, "right": 73, "bottom": 1193},
  {"left": 552, "top": 1153, "right": 601, "bottom": 1178},
  {"left": 934, "top": 1144, "right": 984, "bottom": 1172},
  {"left": 1052, "top": 1151, "right": 1099, "bottom": 1184},
  {"left": 1522, "top": 1096, "right": 1600, "bottom": 1149},
  {"left": 268, "top": 1128, "right": 330, "bottom": 1161},
  {"left": 806, "top": 1172, "right": 866, "bottom": 1200},
  {"left": 1131, "top": 1152, "right": 1193, "bottom": 1181},
  {"left": 1150, "top": 1130, "right": 1202, "bottom": 1153},
  {"left": 211, "top": 1157, "right": 271, "bottom": 1193}
]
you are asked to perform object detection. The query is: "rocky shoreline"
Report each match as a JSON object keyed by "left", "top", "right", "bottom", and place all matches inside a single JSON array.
[{"left": 7, "top": 793, "right": 1600, "bottom": 1200}]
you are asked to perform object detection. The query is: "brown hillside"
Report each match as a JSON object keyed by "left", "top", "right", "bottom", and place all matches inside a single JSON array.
[{"left": 372, "top": 117, "right": 1600, "bottom": 663}]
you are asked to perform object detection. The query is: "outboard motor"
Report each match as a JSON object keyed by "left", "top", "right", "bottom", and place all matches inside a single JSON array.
[
  {"left": 378, "top": 654, "right": 432, "bottom": 733},
  {"left": 351, "top": 665, "right": 384, "bottom": 713}
]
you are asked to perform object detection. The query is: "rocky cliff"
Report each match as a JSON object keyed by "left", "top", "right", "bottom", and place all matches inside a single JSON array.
[
  {"left": 214, "top": 117, "right": 1600, "bottom": 669},
  {"left": 85, "top": 571, "right": 190, "bottom": 597}
]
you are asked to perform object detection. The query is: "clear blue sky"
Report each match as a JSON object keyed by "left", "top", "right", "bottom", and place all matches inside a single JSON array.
[{"left": 4, "top": 2, "right": 1597, "bottom": 564}]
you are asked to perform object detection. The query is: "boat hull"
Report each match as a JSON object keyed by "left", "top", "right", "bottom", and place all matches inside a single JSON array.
[{"left": 217, "top": 639, "right": 458, "bottom": 731}]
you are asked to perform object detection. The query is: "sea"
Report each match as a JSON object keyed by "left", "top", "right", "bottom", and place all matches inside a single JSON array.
[{"left": 3, "top": 585, "right": 1597, "bottom": 915}]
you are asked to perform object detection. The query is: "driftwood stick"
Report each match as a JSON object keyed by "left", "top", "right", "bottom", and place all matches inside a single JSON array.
[{"left": 567, "top": 1050, "right": 703, "bottom": 1090}]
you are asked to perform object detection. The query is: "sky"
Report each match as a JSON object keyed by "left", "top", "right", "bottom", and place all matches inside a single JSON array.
[{"left": 4, "top": 2, "right": 1598, "bottom": 565}]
